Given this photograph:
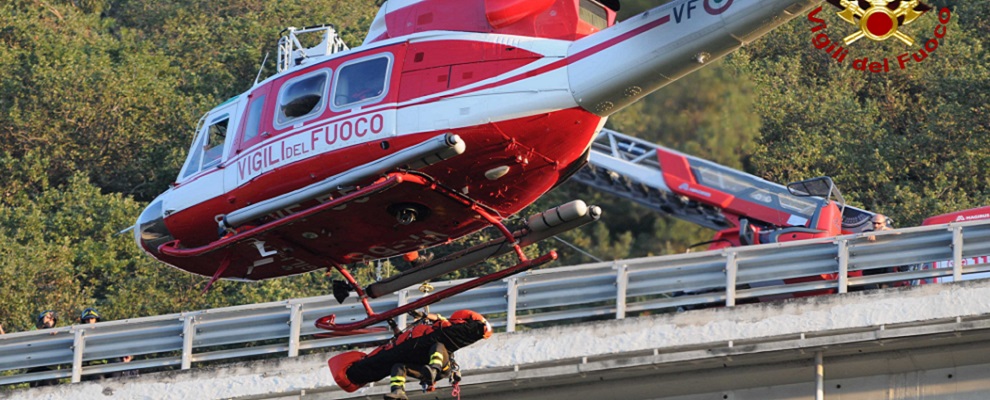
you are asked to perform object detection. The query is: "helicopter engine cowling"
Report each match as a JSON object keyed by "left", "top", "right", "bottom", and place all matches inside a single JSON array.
[{"left": 484, "top": 0, "right": 556, "bottom": 28}]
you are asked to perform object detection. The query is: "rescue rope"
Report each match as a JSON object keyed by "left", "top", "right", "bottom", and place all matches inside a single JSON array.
[{"left": 451, "top": 381, "right": 461, "bottom": 400}]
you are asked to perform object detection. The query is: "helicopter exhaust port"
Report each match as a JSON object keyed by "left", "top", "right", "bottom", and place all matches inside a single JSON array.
[{"left": 388, "top": 203, "right": 431, "bottom": 225}]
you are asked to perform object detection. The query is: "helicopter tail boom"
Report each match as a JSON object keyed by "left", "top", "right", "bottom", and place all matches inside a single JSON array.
[{"left": 566, "top": 0, "right": 818, "bottom": 117}]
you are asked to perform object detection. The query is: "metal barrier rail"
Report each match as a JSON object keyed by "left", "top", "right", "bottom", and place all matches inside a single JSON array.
[{"left": 2, "top": 219, "right": 989, "bottom": 386}]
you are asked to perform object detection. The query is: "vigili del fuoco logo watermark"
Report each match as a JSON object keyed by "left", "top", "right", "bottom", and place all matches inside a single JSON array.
[{"left": 806, "top": 0, "right": 951, "bottom": 73}]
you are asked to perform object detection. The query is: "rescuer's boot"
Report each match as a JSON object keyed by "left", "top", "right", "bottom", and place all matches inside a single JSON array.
[
  {"left": 416, "top": 365, "right": 438, "bottom": 392},
  {"left": 384, "top": 375, "right": 408, "bottom": 400},
  {"left": 383, "top": 386, "right": 407, "bottom": 400}
]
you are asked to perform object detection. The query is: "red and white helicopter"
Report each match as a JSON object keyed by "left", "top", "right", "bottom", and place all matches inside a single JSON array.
[{"left": 134, "top": 0, "right": 819, "bottom": 332}]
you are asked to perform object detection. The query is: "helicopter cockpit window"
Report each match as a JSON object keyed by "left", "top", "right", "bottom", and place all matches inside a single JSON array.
[
  {"left": 202, "top": 116, "right": 228, "bottom": 168},
  {"left": 180, "top": 113, "right": 229, "bottom": 179},
  {"left": 277, "top": 70, "right": 329, "bottom": 126},
  {"left": 333, "top": 55, "right": 390, "bottom": 109}
]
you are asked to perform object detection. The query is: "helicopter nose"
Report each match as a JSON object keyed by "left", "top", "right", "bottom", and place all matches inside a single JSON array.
[{"left": 135, "top": 198, "right": 175, "bottom": 255}]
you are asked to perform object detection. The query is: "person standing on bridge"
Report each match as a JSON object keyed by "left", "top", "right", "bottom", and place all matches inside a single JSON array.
[
  {"left": 28, "top": 310, "right": 61, "bottom": 387},
  {"left": 866, "top": 214, "right": 892, "bottom": 242},
  {"left": 81, "top": 307, "right": 101, "bottom": 324},
  {"left": 78, "top": 308, "right": 140, "bottom": 380},
  {"left": 80, "top": 308, "right": 112, "bottom": 381},
  {"left": 863, "top": 214, "right": 911, "bottom": 288},
  {"left": 328, "top": 309, "right": 492, "bottom": 400},
  {"left": 35, "top": 310, "right": 58, "bottom": 332}
]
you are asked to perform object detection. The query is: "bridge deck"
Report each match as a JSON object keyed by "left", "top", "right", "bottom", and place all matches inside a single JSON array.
[{"left": 11, "top": 279, "right": 990, "bottom": 400}]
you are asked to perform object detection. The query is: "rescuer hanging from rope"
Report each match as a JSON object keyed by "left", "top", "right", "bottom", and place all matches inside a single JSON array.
[{"left": 328, "top": 309, "right": 493, "bottom": 400}]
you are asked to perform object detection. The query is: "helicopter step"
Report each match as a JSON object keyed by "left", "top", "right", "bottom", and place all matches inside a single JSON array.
[{"left": 221, "top": 133, "right": 466, "bottom": 231}]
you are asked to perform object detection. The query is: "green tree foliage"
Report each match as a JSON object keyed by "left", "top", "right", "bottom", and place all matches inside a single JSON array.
[
  {"left": 0, "top": 1, "right": 375, "bottom": 332},
  {"left": 109, "top": 0, "right": 375, "bottom": 99},
  {"left": 0, "top": 0, "right": 377, "bottom": 200},
  {"left": 0, "top": 151, "right": 338, "bottom": 331},
  {"left": 0, "top": 3, "right": 199, "bottom": 198},
  {"left": 731, "top": 0, "right": 990, "bottom": 225}
]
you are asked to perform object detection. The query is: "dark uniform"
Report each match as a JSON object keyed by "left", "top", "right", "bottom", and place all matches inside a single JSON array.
[
  {"left": 27, "top": 311, "right": 61, "bottom": 387},
  {"left": 329, "top": 310, "right": 492, "bottom": 400}
]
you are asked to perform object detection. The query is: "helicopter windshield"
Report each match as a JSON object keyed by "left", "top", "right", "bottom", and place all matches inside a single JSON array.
[{"left": 179, "top": 99, "right": 238, "bottom": 180}]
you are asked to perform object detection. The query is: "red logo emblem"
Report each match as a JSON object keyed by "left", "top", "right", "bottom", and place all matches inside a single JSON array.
[{"left": 825, "top": 0, "right": 932, "bottom": 46}]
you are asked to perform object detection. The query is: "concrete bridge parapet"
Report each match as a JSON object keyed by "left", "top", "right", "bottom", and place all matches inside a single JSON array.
[{"left": 10, "top": 280, "right": 990, "bottom": 400}]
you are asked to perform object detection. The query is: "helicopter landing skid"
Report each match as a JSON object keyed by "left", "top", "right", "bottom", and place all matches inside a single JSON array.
[
  {"left": 315, "top": 251, "right": 557, "bottom": 335},
  {"left": 314, "top": 176, "right": 574, "bottom": 334}
]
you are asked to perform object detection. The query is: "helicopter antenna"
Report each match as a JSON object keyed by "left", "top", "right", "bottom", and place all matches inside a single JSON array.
[{"left": 253, "top": 51, "right": 270, "bottom": 87}]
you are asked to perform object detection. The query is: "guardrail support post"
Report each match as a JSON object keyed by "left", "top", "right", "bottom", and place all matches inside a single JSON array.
[
  {"left": 615, "top": 263, "right": 628, "bottom": 320},
  {"left": 815, "top": 351, "right": 824, "bottom": 400},
  {"left": 71, "top": 329, "right": 85, "bottom": 383},
  {"left": 397, "top": 290, "right": 409, "bottom": 330},
  {"left": 182, "top": 315, "right": 195, "bottom": 370},
  {"left": 838, "top": 239, "right": 849, "bottom": 293},
  {"left": 952, "top": 226, "right": 964, "bottom": 281},
  {"left": 288, "top": 303, "right": 303, "bottom": 357},
  {"left": 725, "top": 252, "right": 737, "bottom": 307},
  {"left": 506, "top": 277, "right": 518, "bottom": 332}
]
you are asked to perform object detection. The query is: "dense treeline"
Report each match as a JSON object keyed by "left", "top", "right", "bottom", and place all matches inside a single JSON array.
[
  {"left": 0, "top": 0, "right": 381, "bottom": 333},
  {"left": 0, "top": 0, "right": 987, "bottom": 334}
]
